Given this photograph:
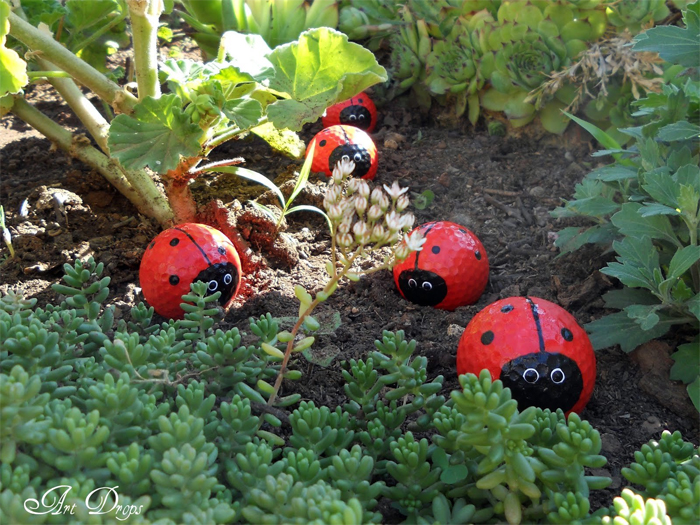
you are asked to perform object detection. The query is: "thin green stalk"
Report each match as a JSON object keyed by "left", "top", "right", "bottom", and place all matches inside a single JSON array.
[
  {"left": 71, "top": 10, "right": 128, "bottom": 55},
  {"left": 268, "top": 246, "right": 363, "bottom": 406},
  {"left": 7, "top": 12, "right": 138, "bottom": 115},
  {"left": 126, "top": 0, "right": 162, "bottom": 100},
  {"left": 10, "top": 97, "right": 173, "bottom": 225},
  {"left": 27, "top": 71, "right": 72, "bottom": 79},
  {"left": 36, "top": 57, "right": 110, "bottom": 153}
]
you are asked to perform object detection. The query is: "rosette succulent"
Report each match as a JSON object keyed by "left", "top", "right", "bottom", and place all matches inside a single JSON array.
[{"left": 605, "top": 0, "right": 670, "bottom": 34}]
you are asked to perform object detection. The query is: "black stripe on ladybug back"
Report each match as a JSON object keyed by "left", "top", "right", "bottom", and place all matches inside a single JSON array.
[
  {"left": 174, "top": 227, "right": 212, "bottom": 265},
  {"left": 526, "top": 296, "right": 546, "bottom": 353}
]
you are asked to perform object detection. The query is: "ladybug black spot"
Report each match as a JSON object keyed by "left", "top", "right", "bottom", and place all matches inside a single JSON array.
[
  {"left": 169, "top": 238, "right": 179, "bottom": 247},
  {"left": 500, "top": 352, "right": 583, "bottom": 413},
  {"left": 339, "top": 106, "right": 372, "bottom": 130},
  {"left": 218, "top": 246, "right": 226, "bottom": 255},
  {"left": 329, "top": 144, "right": 371, "bottom": 177},
  {"left": 194, "top": 262, "right": 239, "bottom": 306},
  {"left": 475, "top": 250, "right": 481, "bottom": 260},
  {"left": 169, "top": 275, "right": 180, "bottom": 285},
  {"left": 432, "top": 246, "right": 441, "bottom": 254},
  {"left": 358, "top": 98, "right": 364, "bottom": 103},
  {"left": 561, "top": 327, "right": 573, "bottom": 341},
  {"left": 149, "top": 241, "right": 155, "bottom": 249},
  {"left": 481, "top": 331, "right": 494, "bottom": 345},
  {"left": 398, "top": 269, "right": 447, "bottom": 306},
  {"left": 319, "top": 139, "right": 327, "bottom": 147},
  {"left": 501, "top": 304, "right": 514, "bottom": 313}
]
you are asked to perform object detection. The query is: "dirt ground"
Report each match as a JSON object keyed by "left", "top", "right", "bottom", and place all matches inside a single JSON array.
[{"left": 1, "top": 56, "right": 698, "bottom": 514}]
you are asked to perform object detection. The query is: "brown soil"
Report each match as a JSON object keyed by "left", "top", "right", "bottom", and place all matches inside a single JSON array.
[{"left": 1, "top": 62, "right": 698, "bottom": 514}]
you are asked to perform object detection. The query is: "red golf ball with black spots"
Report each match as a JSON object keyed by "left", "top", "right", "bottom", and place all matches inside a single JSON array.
[
  {"left": 322, "top": 91, "right": 377, "bottom": 133},
  {"left": 139, "top": 223, "right": 242, "bottom": 319},
  {"left": 456, "top": 296, "right": 596, "bottom": 415},
  {"left": 306, "top": 125, "right": 378, "bottom": 180},
  {"left": 393, "top": 221, "right": 489, "bottom": 311}
]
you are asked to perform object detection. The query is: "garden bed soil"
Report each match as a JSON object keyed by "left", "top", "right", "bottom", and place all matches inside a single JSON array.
[{"left": 1, "top": 70, "right": 698, "bottom": 514}]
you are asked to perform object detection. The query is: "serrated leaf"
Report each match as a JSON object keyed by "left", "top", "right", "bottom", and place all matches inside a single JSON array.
[
  {"left": 553, "top": 223, "right": 618, "bottom": 255},
  {"left": 642, "top": 168, "right": 678, "bottom": 208},
  {"left": 625, "top": 304, "right": 661, "bottom": 331},
  {"left": 250, "top": 122, "right": 305, "bottom": 158},
  {"left": 265, "top": 27, "right": 387, "bottom": 130},
  {"left": 611, "top": 203, "right": 681, "bottom": 248},
  {"left": 601, "top": 261, "right": 652, "bottom": 289},
  {"left": 639, "top": 203, "right": 681, "bottom": 217},
  {"left": 220, "top": 31, "right": 275, "bottom": 80},
  {"left": 668, "top": 245, "right": 700, "bottom": 280},
  {"left": 632, "top": 2, "right": 700, "bottom": 67},
  {"left": 678, "top": 184, "right": 700, "bottom": 217},
  {"left": 657, "top": 120, "right": 700, "bottom": 141},
  {"left": 585, "top": 311, "right": 676, "bottom": 352},
  {"left": 222, "top": 97, "right": 263, "bottom": 129},
  {"left": 589, "top": 165, "right": 638, "bottom": 182},
  {"left": 666, "top": 147, "right": 695, "bottom": 172},
  {"left": 670, "top": 339, "right": 700, "bottom": 384},
  {"left": 108, "top": 95, "right": 203, "bottom": 173},
  {"left": 0, "top": 2, "right": 28, "bottom": 96},
  {"left": 602, "top": 288, "right": 659, "bottom": 309},
  {"left": 671, "top": 278, "right": 695, "bottom": 302},
  {"left": 674, "top": 164, "right": 700, "bottom": 192}
]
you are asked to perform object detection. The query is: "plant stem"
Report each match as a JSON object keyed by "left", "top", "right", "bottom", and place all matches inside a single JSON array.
[
  {"left": 10, "top": 97, "right": 173, "bottom": 225},
  {"left": 267, "top": 246, "right": 363, "bottom": 406},
  {"left": 7, "top": 12, "right": 138, "bottom": 115},
  {"left": 71, "top": 10, "right": 128, "bottom": 56},
  {"left": 126, "top": 0, "right": 162, "bottom": 100},
  {"left": 27, "top": 71, "right": 72, "bottom": 79},
  {"left": 36, "top": 57, "right": 111, "bottom": 153}
]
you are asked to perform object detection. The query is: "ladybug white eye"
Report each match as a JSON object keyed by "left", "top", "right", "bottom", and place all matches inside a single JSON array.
[
  {"left": 353, "top": 153, "right": 362, "bottom": 162},
  {"left": 208, "top": 280, "right": 218, "bottom": 291},
  {"left": 349, "top": 114, "right": 357, "bottom": 121},
  {"left": 342, "top": 154, "right": 350, "bottom": 162},
  {"left": 408, "top": 278, "right": 417, "bottom": 288},
  {"left": 523, "top": 368, "right": 539, "bottom": 383},
  {"left": 358, "top": 114, "right": 365, "bottom": 120},
  {"left": 223, "top": 273, "right": 232, "bottom": 285},
  {"left": 422, "top": 282, "right": 433, "bottom": 291},
  {"left": 551, "top": 368, "right": 565, "bottom": 384}
]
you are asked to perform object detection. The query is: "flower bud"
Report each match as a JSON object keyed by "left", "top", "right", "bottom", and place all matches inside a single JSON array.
[
  {"left": 396, "top": 194, "right": 410, "bottom": 212},
  {"left": 336, "top": 232, "right": 354, "bottom": 247},
  {"left": 357, "top": 180, "right": 370, "bottom": 199},
  {"left": 328, "top": 203, "right": 343, "bottom": 221},
  {"left": 332, "top": 167, "right": 344, "bottom": 184},
  {"left": 348, "top": 178, "right": 361, "bottom": 194},
  {"left": 353, "top": 221, "right": 370, "bottom": 244},
  {"left": 395, "top": 240, "right": 411, "bottom": 261},
  {"left": 385, "top": 210, "right": 402, "bottom": 232},
  {"left": 353, "top": 194, "right": 368, "bottom": 215},
  {"left": 371, "top": 223, "right": 387, "bottom": 243},
  {"left": 376, "top": 192, "right": 390, "bottom": 211},
  {"left": 370, "top": 187, "right": 384, "bottom": 205},
  {"left": 338, "top": 217, "right": 352, "bottom": 234},
  {"left": 399, "top": 212, "right": 415, "bottom": 230},
  {"left": 326, "top": 185, "right": 341, "bottom": 204},
  {"left": 367, "top": 204, "right": 383, "bottom": 222}
]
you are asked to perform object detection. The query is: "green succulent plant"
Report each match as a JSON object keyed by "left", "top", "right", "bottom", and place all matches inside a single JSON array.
[{"left": 605, "top": 0, "right": 670, "bottom": 34}]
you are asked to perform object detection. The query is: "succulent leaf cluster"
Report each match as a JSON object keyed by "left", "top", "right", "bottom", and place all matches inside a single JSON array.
[{"left": 0, "top": 259, "right": 696, "bottom": 524}]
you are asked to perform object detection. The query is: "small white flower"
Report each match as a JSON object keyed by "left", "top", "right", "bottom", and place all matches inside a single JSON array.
[
  {"left": 395, "top": 194, "right": 410, "bottom": 213},
  {"left": 367, "top": 204, "right": 383, "bottom": 222},
  {"left": 332, "top": 158, "right": 355, "bottom": 183},
  {"left": 399, "top": 212, "right": 415, "bottom": 231},
  {"left": 404, "top": 229, "right": 426, "bottom": 252},
  {"left": 326, "top": 185, "right": 341, "bottom": 204},
  {"left": 385, "top": 210, "right": 402, "bottom": 232},
  {"left": 353, "top": 194, "right": 368, "bottom": 215},
  {"left": 383, "top": 181, "right": 409, "bottom": 200}
]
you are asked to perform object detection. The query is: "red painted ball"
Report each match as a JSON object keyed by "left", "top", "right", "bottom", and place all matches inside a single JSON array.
[
  {"left": 322, "top": 91, "right": 377, "bottom": 133},
  {"left": 139, "top": 223, "right": 242, "bottom": 319},
  {"left": 306, "top": 125, "right": 378, "bottom": 180},
  {"left": 456, "top": 296, "right": 596, "bottom": 415},
  {"left": 393, "top": 221, "right": 489, "bottom": 311}
]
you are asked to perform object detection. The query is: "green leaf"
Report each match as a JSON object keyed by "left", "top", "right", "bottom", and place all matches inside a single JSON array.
[
  {"left": 625, "top": 304, "right": 661, "bottom": 331},
  {"left": 589, "top": 165, "right": 638, "bottom": 182},
  {"left": 222, "top": 97, "right": 263, "bottom": 129},
  {"left": 220, "top": 31, "right": 275, "bottom": 80},
  {"left": 668, "top": 245, "right": 700, "bottom": 280},
  {"left": 657, "top": 120, "right": 700, "bottom": 141},
  {"left": 611, "top": 203, "right": 681, "bottom": 248},
  {"left": 674, "top": 164, "right": 700, "bottom": 192},
  {"left": 677, "top": 184, "right": 700, "bottom": 217},
  {"left": 286, "top": 141, "right": 314, "bottom": 209},
  {"left": 441, "top": 464, "right": 469, "bottom": 484},
  {"left": 302, "top": 344, "right": 340, "bottom": 367},
  {"left": 642, "top": 169, "right": 678, "bottom": 208},
  {"left": 0, "top": 2, "right": 28, "bottom": 96},
  {"left": 602, "top": 288, "right": 659, "bottom": 309},
  {"left": 553, "top": 223, "right": 618, "bottom": 255},
  {"left": 563, "top": 111, "right": 621, "bottom": 150},
  {"left": 670, "top": 339, "right": 700, "bottom": 384},
  {"left": 265, "top": 27, "right": 387, "bottom": 131},
  {"left": 687, "top": 377, "right": 700, "bottom": 413},
  {"left": 250, "top": 122, "right": 305, "bottom": 159},
  {"left": 688, "top": 292, "right": 700, "bottom": 321},
  {"left": 205, "top": 166, "right": 284, "bottom": 207},
  {"left": 108, "top": 95, "right": 203, "bottom": 173},
  {"left": 639, "top": 203, "right": 681, "bottom": 217},
  {"left": 632, "top": 1, "right": 700, "bottom": 67},
  {"left": 586, "top": 311, "right": 676, "bottom": 352}
]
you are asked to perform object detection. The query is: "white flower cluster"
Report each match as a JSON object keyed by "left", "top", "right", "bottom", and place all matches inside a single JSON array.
[{"left": 323, "top": 159, "right": 426, "bottom": 262}]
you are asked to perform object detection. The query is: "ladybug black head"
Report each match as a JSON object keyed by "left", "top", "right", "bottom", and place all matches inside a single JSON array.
[
  {"left": 339, "top": 105, "right": 372, "bottom": 131},
  {"left": 328, "top": 144, "right": 371, "bottom": 178},
  {"left": 191, "top": 262, "right": 239, "bottom": 306},
  {"left": 398, "top": 268, "right": 448, "bottom": 306},
  {"left": 499, "top": 351, "right": 583, "bottom": 413}
]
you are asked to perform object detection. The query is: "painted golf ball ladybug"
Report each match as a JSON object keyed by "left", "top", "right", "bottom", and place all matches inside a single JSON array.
[
  {"left": 393, "top": 221, "right": 489, "bottom": 311},
  {"left": 139, "top": 223, "right": 242, "bottom": 319},
  {"left": 306, "top": 125, "right": 378, "bottom": 180},
  {"left": 322, "top": 91, "right": 377, "bottom": 133},
  {"left": 456, "top": 297, "right": 596, "bottom": 415}
]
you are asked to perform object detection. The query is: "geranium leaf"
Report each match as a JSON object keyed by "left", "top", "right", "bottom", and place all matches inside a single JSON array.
[
  {"left": 222, "top": 97, "right": 263, "bottom": 129},
  {"left": 250, "top": 122, "right": 305, "bottom": 159},
  {"left": 108, "top": 95, "right": 203, "bottom": 173},
  {"left": 0, "top": 2, "right": 28, "bottom": 96},
  {"left": 265, "top": 27, "right": 387, "bottom": 130}
]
